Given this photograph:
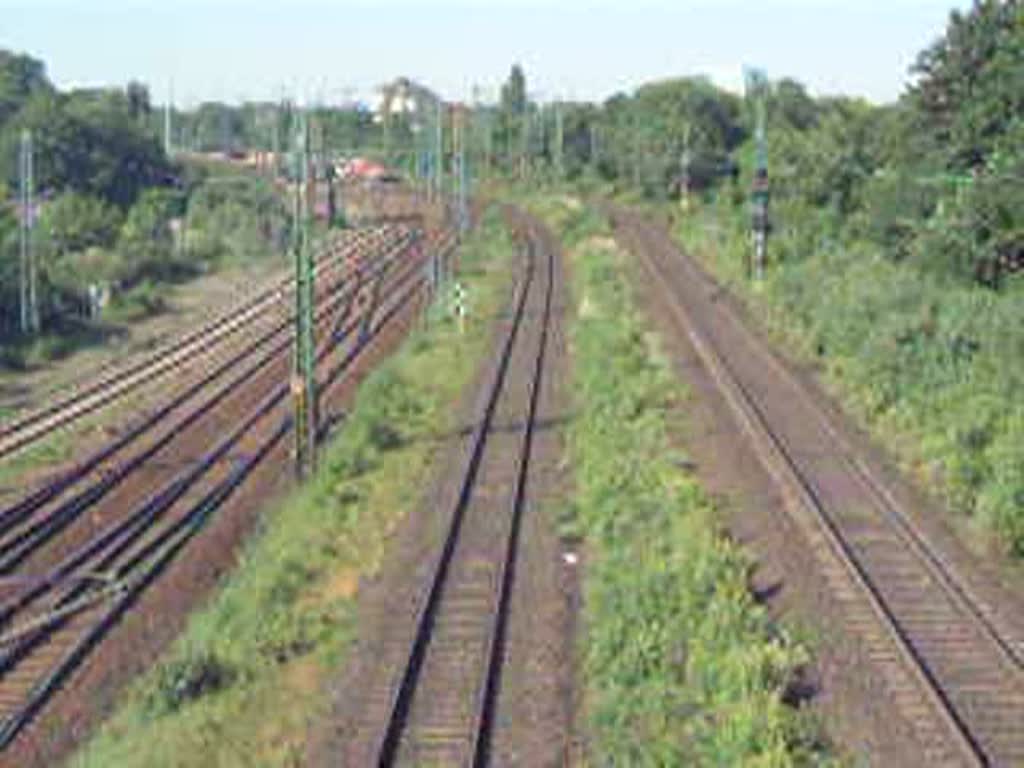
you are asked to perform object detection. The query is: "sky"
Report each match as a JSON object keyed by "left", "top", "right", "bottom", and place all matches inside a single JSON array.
[{"left": 0, "top": 0, "right": 970, "bottom": 107}]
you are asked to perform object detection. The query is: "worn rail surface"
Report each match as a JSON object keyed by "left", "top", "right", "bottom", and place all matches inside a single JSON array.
[{"left": 612, "top": 208, "right": 1024, "bottom": 768}]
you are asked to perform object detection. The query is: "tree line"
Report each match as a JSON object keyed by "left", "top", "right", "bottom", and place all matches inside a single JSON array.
[{"left": 0, "top": 51, "right": 289, "bottom": 351}]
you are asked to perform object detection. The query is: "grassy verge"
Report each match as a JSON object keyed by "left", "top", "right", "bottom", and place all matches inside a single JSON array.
[
  {"left": 534, "top": 196, "right": 827, "bottom": 765},
  {"left": 674, "top": 199, "right": 1024, "bottom": 557},
  {"left": 73, "top": 208, "right": 517, "bottom": 767}
]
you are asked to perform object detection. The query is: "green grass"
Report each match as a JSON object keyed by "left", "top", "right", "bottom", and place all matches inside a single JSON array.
[
  {"left": 534, "top": 196, "right": 828, "bottom": 766},
  {"left": 72, "top": 208, "right": 518, "bottom": 767},
  {"left": 675, "top": 198, "right": 1024, "bottom": 557}
]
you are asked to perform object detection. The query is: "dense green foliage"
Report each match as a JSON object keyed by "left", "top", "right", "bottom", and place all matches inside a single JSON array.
[
  {"left": 497, "top": 3, "right": 1024, "bottom": 555},
  {"left": 497, "top": 3, "right": 1022, "bottom": 287},
  {"left": 634, "top": 3, "right": 1024, "bottom": 554},
  {"left": 0, "top": 87, "right": 172, "bottom": 208},
  {"left": 680, "top": 192, "right": 1024, "bottom": 556},
  {"left": 0, "top": 50, "right": 290, "bottom": 348},
  {"left": 539, "top": 198, "right": 822, "bottom": 765},
  {"left": 162, "top": 99, "right": 381, "bottom": 160},
  {"left": 74, "top": 210, "right": 515, "bottom": 767}
]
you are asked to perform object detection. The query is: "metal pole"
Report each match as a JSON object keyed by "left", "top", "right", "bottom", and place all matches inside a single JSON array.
[
  {"left": 460, "top": 109, "right": 469, "bottom": 232},
  {"left": 435, "top": 100, "right": 443, "bottom": 205},
  {"left": 163, "top": 82, "right": 172, "bottom": 156},
  {"left": 633, "top": 113, "right": 642, "bottom": 189},
  {"left": 680, "top": 123, "right": 691, "bottom": 212},
  {"left": 554, "top": 102, "right": 564, "bottom": 180},
  {"left": 520, "top": 110, "right": 529, "bottom": 181},
  {"left": 745, "top": 67, "right": 769, "bottom": 281},
  {"left": 18, "top": 130, "right": 28, "bottom": 335},
  {"left": 292, "top": 109, "right": 318, "bottom": 477},
  {"left": 19, "top": 130, "right": 38, "bottom": 334},
  {"left": 27, "top": 130, "right": 37, "bottom": 333}
]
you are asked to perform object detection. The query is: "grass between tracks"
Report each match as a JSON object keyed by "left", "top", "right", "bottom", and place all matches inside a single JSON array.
[
  {"left": 674, "top": 201, "right": 1024, "bottom": 558},
  {"left": 533, "top": 196, "right": 828, "bottom": 765},
  {"left": 73, "top": 209, "right": 517, "bottom": 767}
]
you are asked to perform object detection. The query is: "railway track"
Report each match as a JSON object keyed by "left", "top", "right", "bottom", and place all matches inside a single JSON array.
[
  {"left": 343, "top": 214, "right": 555, "bottom": 766},
  {"left": 612, "top": 208, "right": 1024, "bottom": 767},
  {"left": 0, "top": 225, "right": 402, "bottom": 462},
  {"left": 0, "top": 223, "right": 454, "bottom": 750},
  {"left": 0, "top": 228, "right": 420, "bottom": 554}
]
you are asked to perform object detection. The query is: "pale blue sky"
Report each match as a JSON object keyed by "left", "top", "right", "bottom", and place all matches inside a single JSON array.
[{"left": 1, "top": 0, "right": 969, "bottom": 106}]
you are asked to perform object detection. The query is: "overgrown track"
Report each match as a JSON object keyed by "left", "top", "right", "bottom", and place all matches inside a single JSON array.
[
  {"left": 0, "top": 225, "right": 402, "bottom": 462},
  {"left": 612, "top": 208, "right": 1024, "bottom": 767},
  {"left": 353, "top": 216, "right": 555, "bottom": 766},
  {"left": 0, "top": 224, "right": 453, "bottom": 750}
]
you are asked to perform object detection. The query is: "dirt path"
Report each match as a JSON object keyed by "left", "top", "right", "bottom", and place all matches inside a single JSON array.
[{"left": 611, "top": 207, "right": 1024, "bottom": 765}]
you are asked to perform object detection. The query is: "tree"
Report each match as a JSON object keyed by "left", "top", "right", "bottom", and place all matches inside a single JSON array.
[
  {"left": 0, "top": 87, "right": 173, "bottom": 208},
  {"left": 41, "top": 192, "right": 123, "bottom": 254},
  {"left": 498, "top": 64, "right": 528, "bottom": 170},
  {"left": 910, "top": 0, "right": 1024, "bottom": 169},
  {"left": 116, "top": 188, "right": 181, "bottom": 286},
  {"left": 772, "top": 78, "right": 818, "bottom": 132},
  {"left": 501, "top": 64, "right": 527, "bottom": 117},
  {"left": 125, "top": 81, "right": 151, "bottom": 122},
  {"left": 0, "top": 50, "right": 50, "bottom": 128}
]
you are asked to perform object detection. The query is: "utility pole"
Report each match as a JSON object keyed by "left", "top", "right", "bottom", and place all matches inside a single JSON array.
[
  {"left": 271, "top": 103, "right": 280, "bottom": 179},
  {"left": 455, "top": 106, "right": 469, "bottom": 233},
  {"left": 632, "top": 111, "right": 642, "bottom": 189},
  {"left": 291, "top": 109, "right": 317, "bottom": 477},
  {"left": 19, "top": 129, "right": 38, "bottom": 335},
  {"left": 745, "top": 66, "right": 770, "bottom": 280},
  {"left": 220, "top": 106, "right": 231, "bottom": 155},
  {"left": 554, "top": 101, "right": 564, "bottom": 180},
  {"left": 164, "top": 81, "right": 173, "bottom": 157},
  {"left": 589, "top": 123, "right": 599, "bottom": 170},
  {"left": 435, "top": 99, "right": 444, "bottom": 205},
  {"left": 520, "top": 108, "right": 529, "bottom": 181},
  {"left": 484, "top": 105, "right": 493, "bottom": 179},
  {"left": 471, "top": 84, "right": 484, "bottom": 183},
  {"left": 680, "top": 123, "right": 692, "bottom": 212}
]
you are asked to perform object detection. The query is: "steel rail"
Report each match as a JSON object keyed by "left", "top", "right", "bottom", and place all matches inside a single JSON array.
[
  {"left": 0, "top": 226, "right": 404, "bottom": 460},
  {"left": 0, "top": 229, "right": 446, "bottom": 751},
  {"left": 373, "top": 218, "right": 552, "bottom": 766},
  {"left": 615, "top": 209, "right": 1024, "bottom": 766},
  {"left": 0, "top": 232, "right": 417, "bottom": 541}
]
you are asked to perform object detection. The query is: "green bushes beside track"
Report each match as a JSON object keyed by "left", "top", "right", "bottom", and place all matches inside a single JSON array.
[
  {"left": 540, "top": 198, "right": 826, "bottom": 765},
  {"left": 678, "top": 200, "right": 1024, "bottom": 556}
]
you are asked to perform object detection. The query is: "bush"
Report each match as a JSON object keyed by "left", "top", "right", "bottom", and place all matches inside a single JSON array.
[
  {"left": 548, "top": 200, "right": 821, "bottom": 765},
  {"left": 678, "top": 199, "right": 1024, "bottom": 555},
  {"left": 144, "top": 651, "right": 237, "bottom": 716}
]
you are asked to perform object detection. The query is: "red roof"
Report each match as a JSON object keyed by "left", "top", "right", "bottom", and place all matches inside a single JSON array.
[{"left": 343, "top": 158, "right": 389, "bottom": 180}]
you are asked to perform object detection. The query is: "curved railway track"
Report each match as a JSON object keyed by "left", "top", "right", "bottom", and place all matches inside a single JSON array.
[
  {"left": 612, "top": 208, "right": 1024, "bottom": 767},
  {"left": 0, "top": 222, "right": 454, "bottom": 751},
  {"left": 0, "top": 225, "right": 402, "bottom": 462},
  {"left": 344, "top": 214, "right": 555, "bottom": 766}
]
